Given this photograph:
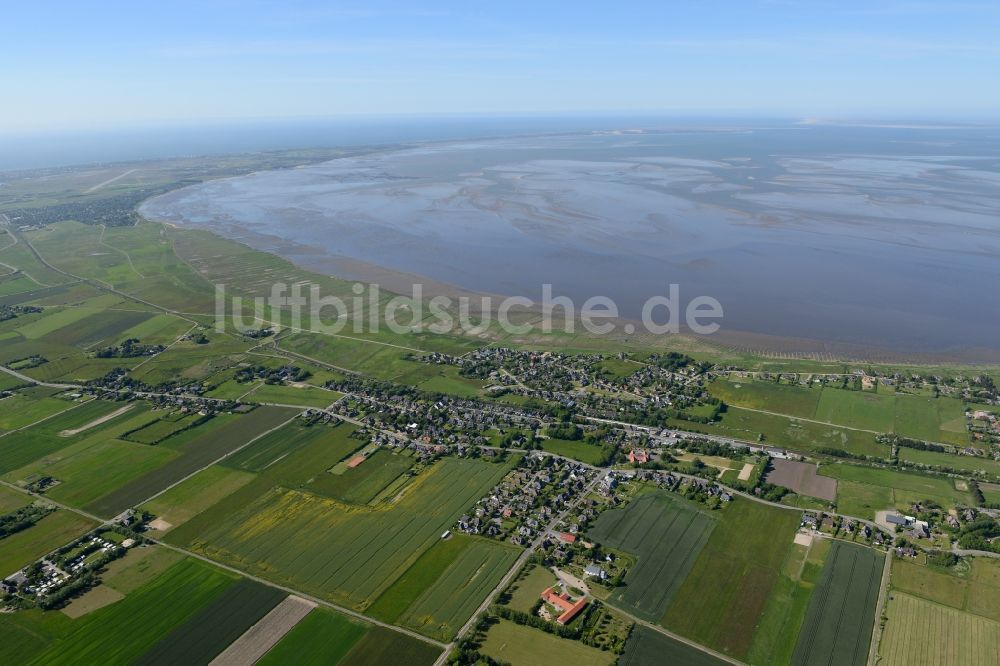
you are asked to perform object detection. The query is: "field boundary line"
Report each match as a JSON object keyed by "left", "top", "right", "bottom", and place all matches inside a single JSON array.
[
  {"left": 132, "top": 409, "right": 303, "bottom": 509},
  {"left": 867, "top": 551, "right": 892, "bottom": 666}
]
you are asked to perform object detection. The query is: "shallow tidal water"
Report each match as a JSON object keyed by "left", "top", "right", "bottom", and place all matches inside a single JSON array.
[{"left": 140, "top": 124, "right": 1000, "bottom": 361}]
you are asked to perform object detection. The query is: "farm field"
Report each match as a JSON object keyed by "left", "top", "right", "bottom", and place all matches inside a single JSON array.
[
  {"left": 257, "top": 608, "right": 369, "bottom": 665},
  {"left": 790, "top": 541, "right": 883, "bottom": 666},
  {"left": 814, "top": 388, "right": 895, "bottom": 432},
  {"left": 619, "top": 625, "right": 729, "bottom": 666},
  {"left": 142, "top": 465, "right": 256, "bottom": 531},
  {"left": 243, "top": 382, "right": 342, "bottom": 408},
  {"left": 897, "top": 447, "right": 1000, "bottom": 477},
  {"left": 764, "top": 459, "right": 837, "bottom": 501},
  {"left": 366, "top": 533, "right": 473, "bottom": 623},
  {"left": 677, "top": 407, "right": 887, "bottom": 458},
  {"left": 879, "top": 592, "right": 1000, "bottom": 666},
  {"left": 8, "top": 434, "right": 176, "bottom": 509},
  {"left": 0, "top": 398, "right": 137, "bottom": 474},
  {"left": 2, "top": 558, "right": 235, "bottom": 664},
  {"left": 708, "top": 378, "right": 970, "bottom": 448},
  {"left": 221, "top": 419, "right": 361, "bottom": 474},
  {"left": 132, "top": 579, "right": 286, "bottom": 665},
  {"left": 982, "top": 482, "right": 1000, "bottom": 506},
  {"left": 819, "top": 463, "right": 971, "bottom": 518},
  {"left": 123, "top": 413, "right": 207, "bottom": 444},
  {"left": 397, "top": 537, "right": 520, "bottom": 640},
  {"left": 0, "top": 388, "right": 77, "bottom": 432},
  {"left": 587, "top": 491, "right": 716, "bottom": 621},
  {"left": 539, "top": 437, "right": 608, "bottom": 465},
  {"left": 746, "top": 537, "right": 830, "bottom": 666},
  {"left": 0, "top": 509, "right": 97, "bottom": 575},
  {"left": 890, "top": 558, "right": 1000, "bottom": 623},
  {"left": 479, "top": 619, "right": 615, "bottom": 666},
  {"left": 84, "top": 406, "right": 299, "bottom": 517},
  {"left": 306, "top": 448, "right": 414, "bottom": 504},
  {"left": 178, "top": 456, "right": 515, "bottom": 610},
  {"left": 0, "top": 485, "right": 33, "bottom": 513},
  {"left": 661, "top": 498, "right": 801, "bottom": 659},
  {"left": 709, "top": 378, "right": 822, "bottom": 419},
  {"left": 503, "top": 564, "right": 559, "bottom": 613}
]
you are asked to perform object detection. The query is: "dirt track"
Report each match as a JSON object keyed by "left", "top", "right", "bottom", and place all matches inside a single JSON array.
[{"left": 209, "top": 595, "right": 315, "bottom": 666}]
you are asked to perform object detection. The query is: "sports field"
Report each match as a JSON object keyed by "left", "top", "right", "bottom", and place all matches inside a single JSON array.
[
  {"left": 661, "top": 498, "right": 801, "bottom": 659},
  {"left": 790, "top": 541, "right": 883, "bottom": 666},
  {"left": 587, "top": 491, "right": 716, "bottom": 621}
]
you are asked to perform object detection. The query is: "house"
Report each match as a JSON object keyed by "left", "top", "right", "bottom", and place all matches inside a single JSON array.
[
  {"left": 541, "top": 586, "right": 589, "bottom": 625},
  {"left": 584, "top": 564, "right": 607, "bottom": 580},
  {"left": 557, "top": 532, "right": 577, "bottom": 544},
  {"left": 885, "top": 514, "right": 910, "bottom": 527},
  {"left": 628, "top": 449, "right": 649, "bottom": 464}
]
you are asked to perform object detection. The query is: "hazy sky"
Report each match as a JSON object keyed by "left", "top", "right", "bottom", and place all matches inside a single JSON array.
[{"left": 3, "top": 1, "right": 999, "bottom": 132}]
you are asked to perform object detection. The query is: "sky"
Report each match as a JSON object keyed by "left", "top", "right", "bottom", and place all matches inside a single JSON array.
[{"left": 2, "top": 0, "right": 999, "bottom": 133}]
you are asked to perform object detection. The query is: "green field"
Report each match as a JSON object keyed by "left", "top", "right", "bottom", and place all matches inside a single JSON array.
[
  {"left": 819, "top": 463, "right": 971, "bottom": 518},
  {"left": 132, "top": 579, "right": 286, "bottom": 665},
  {"left": 539, "top": 437, "right": 608, "bottom": 464},
  {"left": 479, "top": 619, "right": 615, "bottom": 666},
  {"left": 890, "top": 557, "right": 1000, "bottom": 623},
  {"left": 3, "top": 558, "right": 236, "bottom": 664},
  {"left": 710, "top": 378, "right": 822, "bottom": 419},
  {"left": 745, "top": 537, "right": 828, "bottom": 666},
  {"left": 0, "top": 485, "right": 33, "bottom": 513},
  {"left": 0, "top": 398, "right": 137, "bottom": 473},
  {"left": 0, "top": 388, "right": 77, "bottom": 433},
  {"left": 176, "top": 456, "right": 515, "bottom": 610},
  {"left": 504, "top": 564, "right": 560, "bottom": 613},
  {"left": 620, "top": 625, "right": 729, "bottom": 666},
  {"left": 396, "top": 537, "right": 520, "bottom": 640},
  {"left": 814, "top": 388, "right": 895, "bottom": 432},
  {"left": 662, "top": 498, "right": 801, "bottom": 659},
  {"left": 258, "top": 609, "right": 369, "bottom": 665},
  {"left": 790, "top": 541, "right": 884, "bottom": 666},
  {"left": 898, "top": 447, "right": 1000, "bottom": 477},
  {"left": 587, "top": 491, "right": 716, "bottom": 621},
  {"left": 0, "top": 509, "right": 97, "bottom": 575},
  {"left": 367, "top": 533, "right": 473, "bottom": 623},
  {"left": 879, "top": 592, "right": 1000, "bottom": 666},
  {"left": 307, "top": 448, "right": 414, "bottom": 504},
  {"left": 243, "top": 382, "right": 342, "bottom": 408},
  {"left": 221, "top": 420, "right": 360, "bottom": 473},
  {"left": 678, "top": 407, "right": 887, "bottom": 458},
  {"left": 85, "top": 406, "right": 299, "bottom": 517},
  {"left": 142, "top": 465, "right": 256, "bottom": 530},
  {"left": 709, "top": 378, "right": 970, "bottom": 450},
  {"left": 124, "top": 413, "right": 207, "bottom": 445}
]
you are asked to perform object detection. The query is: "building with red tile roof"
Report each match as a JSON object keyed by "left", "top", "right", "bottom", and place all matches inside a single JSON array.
[{"left": 541, "top": 586, "right": 588, "bottom": 625}]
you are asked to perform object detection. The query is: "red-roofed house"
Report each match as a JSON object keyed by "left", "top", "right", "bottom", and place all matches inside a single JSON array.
[
  {"left": 628, "top": 449, "right": 649, "bottom": 464},
  {"left": 557, "top": 532, "right": 576, "bottom": 544},
  {"left": 541, "top": 587, "right": 589, "bottom": 625}
]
